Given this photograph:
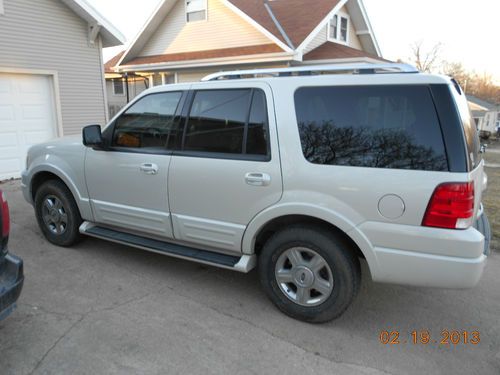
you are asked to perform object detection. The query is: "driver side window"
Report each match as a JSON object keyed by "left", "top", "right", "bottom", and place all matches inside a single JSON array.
[{"left": 112, "top": 92, "right": 182, "bottom": 150}]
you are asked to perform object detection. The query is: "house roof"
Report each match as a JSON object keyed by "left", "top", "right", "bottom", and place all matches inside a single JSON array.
[
  {"left": 118, "top": 44, "right": 285, "bottom": 68},
  {"left": 116, "top": 0, "right": 381, "bottom": 68},
  {"left": 467, "top": 95, "right": 500, "bottom": 111},
  {"left": 227, "top": 0, "right": 340, "bottom": 48},
  {"left": 105, "top": 51, "right": 125, "bottom": 73},
  {"left": 60, "top": 0, "right": 125, "bottom": 47},
  {"left": 304, "top": 42, "right": 385, "bottom": 61}
]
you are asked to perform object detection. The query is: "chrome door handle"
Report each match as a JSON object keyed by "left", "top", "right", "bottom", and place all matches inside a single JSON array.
[
  {"left": 245, "top": 172, "right": 271, "bottom": 186},
  {"left": 140, "top": 163, "right": 159, "bottom": 175}
]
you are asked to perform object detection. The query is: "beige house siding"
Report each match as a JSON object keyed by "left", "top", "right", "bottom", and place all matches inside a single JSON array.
[
  {"left": 303, "top": 5, "right": 362, "bottom": 54},
  {"left": 304, "top": 25, "right": 328, "bottom": 54},
  {"left": 140, "top": 0, "right": 273, "bottom": 57},
  {"left": 0, "top": 0, "right": 107, "bottom": 135}
]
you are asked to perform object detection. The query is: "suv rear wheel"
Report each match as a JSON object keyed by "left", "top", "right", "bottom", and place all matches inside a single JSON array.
[
  {"left": 259, "top": 226, "right": 360, "bottom": 323},
  {"left": 34, "top": 180, "right": 82, "bottom": 247}
]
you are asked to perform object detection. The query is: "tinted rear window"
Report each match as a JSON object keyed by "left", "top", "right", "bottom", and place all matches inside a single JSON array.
[
  {"left": 295, "top": 85, "right": 448, "bottom": 171},
  {"left": 450, "top": 82, "right": 481, "bottom": 169}
]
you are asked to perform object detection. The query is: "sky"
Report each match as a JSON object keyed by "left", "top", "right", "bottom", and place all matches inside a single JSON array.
[{"left": 89, "top": 0, "right": 500, "bottom": 82}]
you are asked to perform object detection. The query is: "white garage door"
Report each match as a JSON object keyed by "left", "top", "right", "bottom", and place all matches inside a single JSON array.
[{"left": 0, "top": 73, "right": 57, "bottom": 180}]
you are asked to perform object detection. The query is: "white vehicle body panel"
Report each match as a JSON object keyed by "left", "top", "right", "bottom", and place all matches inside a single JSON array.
[
  {"left": 21, "top": 70, "right": 489, "bottom": 289},
  {"left": 168, "top": 81, "right": 282, "bottom": 253},
  {"left": 85, "top": 150, "right": 174, "bottom": 238}
]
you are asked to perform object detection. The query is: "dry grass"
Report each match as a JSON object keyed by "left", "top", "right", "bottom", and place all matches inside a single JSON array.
[{"left": 482, "top": 138, "right": 500, "bottom": 250}]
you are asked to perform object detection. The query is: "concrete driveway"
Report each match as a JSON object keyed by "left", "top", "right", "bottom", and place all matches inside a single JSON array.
[{"left": 1, "top": 180, "right": 499, "bottom": 375}]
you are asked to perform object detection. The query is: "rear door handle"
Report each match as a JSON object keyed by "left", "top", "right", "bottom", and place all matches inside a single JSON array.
[
  {"left": 245, "top": 172, "right": 271, "bottom": 186},
  {"left": 140, "top": 163, "right": 159, "bottom": 175}
]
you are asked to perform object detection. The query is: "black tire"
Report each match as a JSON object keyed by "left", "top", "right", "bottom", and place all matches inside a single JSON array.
[
  {"left": 34, "top": 180, "right": 83, "bottom": 247},
  {"left": 259, "top": 225, "right": 360, "bottom": 323}
]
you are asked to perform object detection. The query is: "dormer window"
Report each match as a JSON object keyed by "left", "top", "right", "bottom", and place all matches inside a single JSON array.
[
  {"left": 328, "top": 13, "right": 349, "bottom": 44},
  {"left": 186, "top": 0, "right": 207, "bottom": 22}
]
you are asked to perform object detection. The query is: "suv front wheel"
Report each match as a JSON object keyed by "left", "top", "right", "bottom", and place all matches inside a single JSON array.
[
  {"left": 34, "top": 180, "right": 83, "bottom": 247},
  {"left": 259, "top": 226, "right": 360, "bottom": 323}
]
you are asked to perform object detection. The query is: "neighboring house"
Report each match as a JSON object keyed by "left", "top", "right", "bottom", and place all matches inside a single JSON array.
[
  {"left": 105, "top": 0, "right": 384, "bottom": 115},
  {"left": 0, "top": 0, "right": 124, "bottom": 180},
  {"left": 467, "top": 95, "right": 500, "bottom": 138}
]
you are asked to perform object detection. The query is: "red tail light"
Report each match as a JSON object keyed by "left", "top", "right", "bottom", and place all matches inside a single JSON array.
[
  {"left": 1, "top": 190, "right": 10, "bottom": 238},
  {"left": 422, "top": 182, "right": 475, "bottom": 229}
]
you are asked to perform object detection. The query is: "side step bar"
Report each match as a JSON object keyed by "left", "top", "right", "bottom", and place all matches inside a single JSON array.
[{"left": 79, "top": 222, "right": 256, "bottom": 273}]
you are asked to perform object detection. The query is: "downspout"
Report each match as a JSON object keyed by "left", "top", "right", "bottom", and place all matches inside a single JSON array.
[
  {"left": 125, "top": 73, "right": 130, "bottom": 103},
  {"left": 263, "top": 1, "right": 295, "bottom": 50}
]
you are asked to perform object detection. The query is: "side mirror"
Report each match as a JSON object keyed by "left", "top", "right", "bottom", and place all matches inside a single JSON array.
[{"left": 82, "top": 125, "right": 105, "bottom": 149}]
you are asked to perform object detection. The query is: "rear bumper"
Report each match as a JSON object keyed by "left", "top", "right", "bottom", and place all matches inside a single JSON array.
[
  {"left": 0, "top": 253, "right": 24, "bottom": 321},
  {"left": 359, "top": 213, "right": 491, "bottom": 289}
]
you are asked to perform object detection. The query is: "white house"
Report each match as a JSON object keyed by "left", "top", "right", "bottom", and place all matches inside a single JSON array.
[
  {"left": 105, "top": 0, "right": 384, "bottom": 114},
  {"left": 0, "top": 0, "right": 124, "bottom": 180},
  {"left": 468, "top": 95, "right": 500, "bottom": 138}
]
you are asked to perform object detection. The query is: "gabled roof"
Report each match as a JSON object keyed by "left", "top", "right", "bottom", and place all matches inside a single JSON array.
[
  {"left": 60, "top": 0, "right": 125, "bottom": 47},
  {"left": 227, "top": 0, "right": 340, "bottom": 48},
  {"left": 117, "top": 0, "right": 381, "bottom": 68}
]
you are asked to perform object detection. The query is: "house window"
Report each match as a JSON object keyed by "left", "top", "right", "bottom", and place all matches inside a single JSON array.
[
  {"left": 113, "top": 79, "right": 125, "bottom": 96},
  {"left": 152, "top": 73, "right": 163, "bottom": 86},
  {"left": 328, "top": 13, "right": 349, "bottom": 44},
  {"left": 186, "top": 0, "right": 207, "bottom": 22}
]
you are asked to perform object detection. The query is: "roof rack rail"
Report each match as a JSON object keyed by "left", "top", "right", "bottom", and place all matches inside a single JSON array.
[{"left": 201, "top": 63, "right": 419, "bottom": 81}]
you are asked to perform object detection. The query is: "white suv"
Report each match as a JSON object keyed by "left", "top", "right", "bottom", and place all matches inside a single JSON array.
[{"left": 22, "top": 64, "right": 490, "bottom": 323}]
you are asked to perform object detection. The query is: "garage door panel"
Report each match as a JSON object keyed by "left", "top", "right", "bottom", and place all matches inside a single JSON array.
[
  {"left": 0, "top": 77, "right": 12, "bottom": 93},
  {"left": 0, "top": 73, "right": 57, "bottom": 180},
  {"left": 0, "top": 105, "right": 14, "bottom": 120},
  {"left": 17, "top": 77, "right": 48, "bottom": 94},
  {"left": 0, "top": 158, "right": 22, "bottom": 178},
  {"left": 0, "top": 133, "right": 19, "bottom": 147},
  {"left": 22, "top": 105, "right": 49, "bottom": 120},
  {"left": 23, "top": 131, "right": 55, "bottom": 145}
]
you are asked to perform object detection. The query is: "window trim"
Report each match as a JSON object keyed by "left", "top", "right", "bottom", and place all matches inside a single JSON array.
[
  {"left": 327, "top": 12, "right": 350, "bottom": 45},
  {"left": 186, "top": 0, "right": 207, "bottom": 23},
  {"left": 112, "top": 79, "right": 125, "bottom": 96},
  {"left": 179, "top": 88, "right": 271, "bottom": 162}
]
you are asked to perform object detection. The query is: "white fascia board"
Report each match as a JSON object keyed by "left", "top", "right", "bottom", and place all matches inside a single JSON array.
[
  {"left": 221, "top": 0, "right": 293, "bottom": 53},
  {"left": 116, "top": 52, "right": 295, "bottom": 72},
  {"left": 296, "top": 0, "right": 349, "bottom": 53},
  {"left": 61, "top": 0, "right": 125, "bottom": 47},
  {"left": 357, "top": 0, "right": 382, "bottom": 56}
]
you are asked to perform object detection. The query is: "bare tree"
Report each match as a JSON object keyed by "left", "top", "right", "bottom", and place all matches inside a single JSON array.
[
  {"left": 410, "top": 41, "right": 442, "bottom": 73},
  {"left": 441, "top": 61, "right": 468, "bottom": 88}
]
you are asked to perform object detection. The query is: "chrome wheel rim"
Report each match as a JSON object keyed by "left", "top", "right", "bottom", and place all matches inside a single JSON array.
[
  {"left": 275, "top": 247, "right": 334, "bottom": 307},
  {"left": 41, "top": 195, "right": 68, "bottom": 235}
]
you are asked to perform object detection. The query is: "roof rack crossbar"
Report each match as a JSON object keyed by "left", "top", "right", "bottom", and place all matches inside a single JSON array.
[{"left": 201, "top": 63, "right": 419, "bottom": 81}]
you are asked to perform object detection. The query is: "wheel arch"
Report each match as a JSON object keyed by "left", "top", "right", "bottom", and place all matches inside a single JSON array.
[
  {"left": 29, "top": 166, "right": 93, "bottom": 221},
  {"left": 242, "top": 205, "right": 380, "bottom": 278}
]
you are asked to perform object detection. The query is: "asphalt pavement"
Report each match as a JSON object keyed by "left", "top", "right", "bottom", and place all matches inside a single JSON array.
[{"left": 0, "top": 179, "right": 499, "bottom": 375}]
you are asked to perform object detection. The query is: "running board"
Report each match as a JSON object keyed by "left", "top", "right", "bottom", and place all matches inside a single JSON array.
[{"left": 79, "top": 222, "right": 256, "bottom": 273}]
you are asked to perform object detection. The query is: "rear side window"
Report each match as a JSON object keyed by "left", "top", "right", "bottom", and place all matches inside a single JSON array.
[
  {"left": 183, "top": 89, "right": 269, "bottom": 158},
  {"left": 295, "top": 85, "right": 448, "bottom": 171}
]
